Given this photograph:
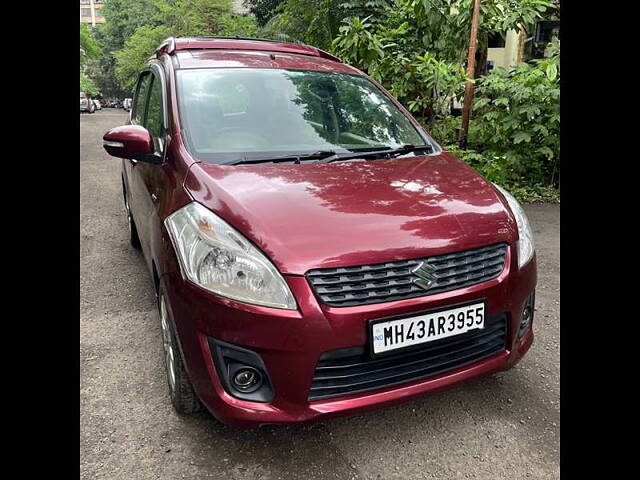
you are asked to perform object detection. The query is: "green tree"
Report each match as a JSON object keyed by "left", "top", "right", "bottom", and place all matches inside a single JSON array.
[
  {"left": 468, "top": 39, "right": 560, "bottom": 187},
  {"left": 113, "top": 25, "right": 172, "bottom": 91},
  {"left": 80, "top": 72, "right": 99, "bottom": 97},
  {"left": 331, "top": 0, "right": 555, "bottom": 123},
  {"left": 80, "top": 24, "right": 102, "bottom": 97},
  {"left": 91, "top": 0, "right": 160, "bottom": 96},
  {"left": 80, "top": 23, "right": 101, "bottom": 64},
  {"left": 251, "top": 0, "right": 389, "bottom": 39},
  {"left": 111, "top": 0, "right": 259, "bottom": 89},
  {"left": 154, "top": 0, "right": 232, "bottom": 35},
  {"left": 243, "top": 0, "right": 286, "bottom": 26},
  {"left": 262, "top": 0, "right": 350, "bottom": 50},
  {"left": 98, "top": 0, "right": 160, "bottom": 53}
]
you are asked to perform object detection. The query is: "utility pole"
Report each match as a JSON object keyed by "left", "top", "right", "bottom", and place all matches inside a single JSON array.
[{"left": 459, "top": 0, "right": 481, "bottom": 149}]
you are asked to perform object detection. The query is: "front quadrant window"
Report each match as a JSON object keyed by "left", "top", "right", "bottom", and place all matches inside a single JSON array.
[
  {"left": 146, "top": 76, "right": 164, "bottom": 141},
  {"left": 133, "top": 73, "right": 152, "bottom": 126},
  {"left": 176, "top": 68, "right": 428, "bottom": 163}
]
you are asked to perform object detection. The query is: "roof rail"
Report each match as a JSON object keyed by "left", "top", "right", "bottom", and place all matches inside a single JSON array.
[
  {"left": 182, "top": 35, "right": 301, "bottom": 44},
  {"left": 153, "top": 36, "right": 341, "bottom": 63}
]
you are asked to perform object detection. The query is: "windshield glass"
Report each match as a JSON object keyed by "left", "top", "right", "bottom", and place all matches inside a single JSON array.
[{"left": 176, "top": 68, "right": 429, "bottom": 163}]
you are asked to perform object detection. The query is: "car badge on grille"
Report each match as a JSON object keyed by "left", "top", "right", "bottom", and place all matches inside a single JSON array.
[{"left": 412, "top": 261, "right": 437, "bottom": 290}]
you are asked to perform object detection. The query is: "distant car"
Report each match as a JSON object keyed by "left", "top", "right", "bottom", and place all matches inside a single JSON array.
[
  {"left": 123, "top": 98, "right": 132, "bottom": 111},
  {"left": 93, "top": 99, "right": 102, "bottom": 111},
  {"left": 80, "top": 92, "right": 95, "bottom": 113}
]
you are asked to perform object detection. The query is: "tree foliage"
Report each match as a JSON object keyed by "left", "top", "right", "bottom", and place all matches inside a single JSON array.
[
  {"left": 468, "top": 39, "right": 560, "bottom": 187},
  {"left": 80, "top": 23, "right": 101, "bottom": 64},
  {"left": 98, "top": 0, "right": 160, "bottom": 53},
  {"left": 243, "top": 0, "right": 286, "bottom": 26},
  {"left": 262, "top": 0, "right": 343, "bottom": 50},
  {"left": 113, "top": 25, "right": 173, "bottom": 91},
  {"left": 90, "top": 0, "right": 160, "bottom": 96},
  {"left": 80, "top": 72, "right": 99, "bottom": 97},
  {"left": 80, "top": 24, "right": 102, "bottom": 97},
  {"left": 109, "top": 0, "right": 259, "bottom": 90}
]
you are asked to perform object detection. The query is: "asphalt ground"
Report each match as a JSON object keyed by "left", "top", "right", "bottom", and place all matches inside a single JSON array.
[{"left": 80, "top": 109, "right": 559, "bottom": 480}]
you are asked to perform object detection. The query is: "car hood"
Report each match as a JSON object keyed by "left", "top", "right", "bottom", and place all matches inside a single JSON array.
[{"left": 184, "top": 152, "right": 517, "bottom": 275}]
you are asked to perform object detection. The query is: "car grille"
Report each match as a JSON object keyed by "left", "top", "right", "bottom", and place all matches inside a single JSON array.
[
  {"left": 307, "top": 243, "right": 508, "bottom": 307},
  {"left": 308, "top": 314, "right": 507, "bottom": 401}
]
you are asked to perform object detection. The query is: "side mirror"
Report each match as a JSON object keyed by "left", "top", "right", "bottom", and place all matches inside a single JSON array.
[{"left": 102, "top": 125, "right": 162, "bottom": 164}]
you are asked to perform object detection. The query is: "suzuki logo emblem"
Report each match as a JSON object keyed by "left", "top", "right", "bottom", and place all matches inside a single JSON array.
[{"left": 412, "top": 261, "right": 437, "bottom": 290}]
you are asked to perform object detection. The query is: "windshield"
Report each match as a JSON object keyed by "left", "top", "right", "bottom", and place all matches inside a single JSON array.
[{"left": 176, "top": 68, "right": 429, "bottom": 163}]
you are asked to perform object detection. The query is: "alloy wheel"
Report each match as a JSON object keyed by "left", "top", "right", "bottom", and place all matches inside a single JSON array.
[{"left": 159, "top": 295, "right": 177, "bottom": 393}]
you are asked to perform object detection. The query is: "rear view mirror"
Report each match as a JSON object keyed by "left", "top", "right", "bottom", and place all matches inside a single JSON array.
[{"left": 102, "top": 125, "right": 162, "bottom": 164}]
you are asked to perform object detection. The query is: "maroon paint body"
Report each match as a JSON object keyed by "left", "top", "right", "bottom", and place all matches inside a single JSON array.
[{"left": 103, "top": 39, "right": 536, "bottom": 428}]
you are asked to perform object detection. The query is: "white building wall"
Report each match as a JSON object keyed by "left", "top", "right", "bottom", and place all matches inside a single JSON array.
[
  {"left": 487, "top": 29, "right": 520, "bottom": 70},
  {"left": 232, "top": 0, "right": 249, "bottom": 14}
]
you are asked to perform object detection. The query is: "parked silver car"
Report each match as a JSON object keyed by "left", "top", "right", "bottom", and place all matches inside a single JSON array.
[
  {"left": 80, "top": 92, "right": 95, "bottom": 113},
  {"left": 92, "top": 99, "right": 102, "bottom": 111}
]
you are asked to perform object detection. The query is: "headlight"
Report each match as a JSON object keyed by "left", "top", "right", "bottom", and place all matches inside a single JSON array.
[
  {"left": 165, "top": 202, "right": 296, "bottom": 310},
  {"left": 493, "top": 184, "right": 535, "bottom": 268}
]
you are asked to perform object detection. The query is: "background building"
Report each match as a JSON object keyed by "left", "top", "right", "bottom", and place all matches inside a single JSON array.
[
  {"left": 80, "top": 0, "right": 105, "bottom": 26},
  {"left": 232, "top": 0, "right": 249, "bottom": 14},
  {"left": 487, "top": 0, "right": 559, "bottom": 71}
]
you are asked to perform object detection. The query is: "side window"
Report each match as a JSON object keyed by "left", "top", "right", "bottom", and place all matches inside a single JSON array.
[
  {"left": 145, "top": 74, "right": 164, "bottom": 142},
  {"left": 133, "top": 72, "right": 152, "bottom": 125}
]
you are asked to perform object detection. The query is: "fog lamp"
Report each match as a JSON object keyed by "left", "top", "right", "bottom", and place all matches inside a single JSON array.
[
  {"left": 518, "top": 293, "right": 535, "bottom": 337},
  {"left": 232, "top": 367, "right": 262, "bottom": 392}
]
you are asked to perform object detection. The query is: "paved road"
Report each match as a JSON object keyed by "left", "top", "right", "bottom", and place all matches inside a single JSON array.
[{"left": 80, "top": 110, "right": 559, "bottom": 480}]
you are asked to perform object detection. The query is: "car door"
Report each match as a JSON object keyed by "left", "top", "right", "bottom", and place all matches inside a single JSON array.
[
  {"left": 130, "top": 65, "right": 170, "bottom": 268},
  {"left": 124, "top": 71, "right": 153, "bottom": 252}
]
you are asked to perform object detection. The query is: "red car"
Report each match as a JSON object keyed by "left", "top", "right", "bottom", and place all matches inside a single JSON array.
[{"left": 103, "top": 37, "right": 536, "bottom": 428}]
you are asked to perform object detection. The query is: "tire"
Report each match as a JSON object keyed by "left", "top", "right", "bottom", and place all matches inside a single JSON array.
[
  {"left": 122, "top": 181, "right": 141, "bottom": 250},
  {"left": 158, "top": 292, "right": 203, "bottom": 415}
]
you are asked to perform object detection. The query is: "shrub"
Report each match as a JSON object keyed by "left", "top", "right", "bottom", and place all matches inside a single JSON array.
[{"left": 470, "top": 44, "right": 560, "bottom": 187}]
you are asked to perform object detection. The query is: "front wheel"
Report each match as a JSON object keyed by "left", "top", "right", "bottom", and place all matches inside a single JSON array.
[{"left": 158, "top": 292, "right": 203, "bottom": 415}]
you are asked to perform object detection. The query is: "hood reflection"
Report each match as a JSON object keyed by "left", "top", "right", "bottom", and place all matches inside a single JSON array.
[{"left": 186, "top": 152, "right": 516, "bottom": 274}]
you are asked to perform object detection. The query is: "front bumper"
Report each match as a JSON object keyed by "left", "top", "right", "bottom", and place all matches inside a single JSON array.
[{"left": 162, "top": 245, "right": 536, "bottom": 428}]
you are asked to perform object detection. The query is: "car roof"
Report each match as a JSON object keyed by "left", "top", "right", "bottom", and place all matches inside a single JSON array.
[
  {"left": 173, "top": 50, "right": 361, "bottom": 75},
  {"left": 156, "top": 37, "right": 362, "bottom": 75}
]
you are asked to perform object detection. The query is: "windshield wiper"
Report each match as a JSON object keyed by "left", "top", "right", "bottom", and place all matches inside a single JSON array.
[
  {"left": 226, "top": 150, "right": 337, "bottom": 165},
  {"left": 322, "top": 144, "right": 433, "bottom": 163},
  {"left": 225, "top": 143, "right": 433, "bottom": 165}
]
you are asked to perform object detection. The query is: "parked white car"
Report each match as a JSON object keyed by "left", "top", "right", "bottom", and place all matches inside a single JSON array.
[{"left": 80, "top": 92, "right": 95, "bottom": 113}]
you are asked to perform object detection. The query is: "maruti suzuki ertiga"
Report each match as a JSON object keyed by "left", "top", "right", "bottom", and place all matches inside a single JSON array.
[{"left": 103, "top": 37, "right": 536, "bottom": 428}]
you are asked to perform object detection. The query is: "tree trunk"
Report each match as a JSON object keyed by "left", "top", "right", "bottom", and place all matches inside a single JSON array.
[{"left": 459, "top": 0, "right": 482, "bottom": 149}]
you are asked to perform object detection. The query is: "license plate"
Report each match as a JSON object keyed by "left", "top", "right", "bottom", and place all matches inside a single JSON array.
[{"left": 369, "top": 301, "right": 486, "bottom": 356}]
